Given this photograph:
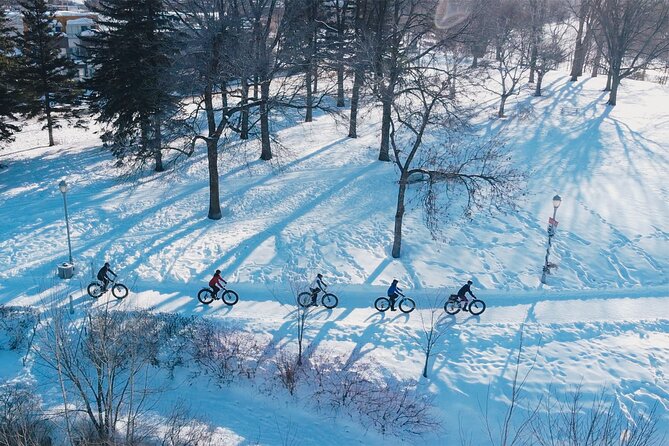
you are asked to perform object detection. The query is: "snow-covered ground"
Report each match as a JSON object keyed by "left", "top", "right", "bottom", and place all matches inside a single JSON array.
[{"left": 0, "top": 71, "right": 668, "bottom": 444}]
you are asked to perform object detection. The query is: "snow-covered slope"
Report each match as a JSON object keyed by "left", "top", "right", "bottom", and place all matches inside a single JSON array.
[
  {"left": 0, "top": 73, "right": 667, "bottom": 296},
  {"left": 0, "top": 72, "right": 668, "bottom": 444}
]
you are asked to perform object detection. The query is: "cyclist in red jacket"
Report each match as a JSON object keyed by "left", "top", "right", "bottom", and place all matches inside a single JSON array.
[{"left": 209, "top": 270, "right": 227, "bottom": 298}]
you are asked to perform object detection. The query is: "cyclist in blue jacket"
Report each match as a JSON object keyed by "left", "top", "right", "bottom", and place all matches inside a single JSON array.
[{"left": 387, "top": 279, "right": 402, "bottom": 311}]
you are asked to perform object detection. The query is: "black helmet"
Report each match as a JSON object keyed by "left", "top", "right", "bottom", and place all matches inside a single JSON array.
[
  {"left": 104, "top": 262, "right": 110, "bottom": 267},
  {"left": 467, "top": 280, "right": 473, "bottom": 285},
  {"left": 317, "top": 273, "right": 323, "bottom": 278},
  {"left": 215, "top": 269, "right": 221, "bottom": 275},
  {"left": 392, "top": 279, "right": 398, "bottom": 284}
]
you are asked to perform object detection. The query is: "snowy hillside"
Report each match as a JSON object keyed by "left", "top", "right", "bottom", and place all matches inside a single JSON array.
[{"left": 0, "top": 72, "right": 668, "bottom": 445}]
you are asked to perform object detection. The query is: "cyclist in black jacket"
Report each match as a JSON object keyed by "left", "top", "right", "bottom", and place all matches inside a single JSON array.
[
  {"left": 457, "top": 280, "right": 476, "bottom": 311},
  {"left": 97, "top": 262, "right": 117, "bottom": 291}
]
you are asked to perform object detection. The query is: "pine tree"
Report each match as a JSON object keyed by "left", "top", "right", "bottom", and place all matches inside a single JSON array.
[
  {"left": 85, "top": 0, "right": 178, "bottom": 172},
  {"left": 15, "top": 0, "right": 83, "bottom": 146},
  {"left": 0, "top": 8, "right": 21, "bottom": 145}
]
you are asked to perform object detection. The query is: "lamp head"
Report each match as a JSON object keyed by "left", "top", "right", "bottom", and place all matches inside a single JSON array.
[
  {"left": 59, "top": 180, "right": 68, "bottom": 194},
  {"left": 552, "top": 194, "right": 562, "bottom": 209}
]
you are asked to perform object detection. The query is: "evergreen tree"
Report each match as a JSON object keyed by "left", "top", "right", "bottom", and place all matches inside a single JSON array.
[
  {"left": 0, "top": 8, "right": 20, "bottom": 145},
  {"left": 86, "top": 0, "right": 178, "bottom": 172},
  {"left": 15, "top": 0, "right": 83, "bottom": 146}
]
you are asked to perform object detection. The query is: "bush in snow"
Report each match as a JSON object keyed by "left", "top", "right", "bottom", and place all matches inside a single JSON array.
[
  {"left": 0, "top": 306, "right": 39, "bottom": 351},
  {"left": 302, "top": 351, "right": 439, "bottom": 438},
  {"left": 0, "top": 381, "right": 53, "bottom": 446},
  {"left": 191, "top": 320, "right": 270, "bottom": 385},
  {"left": 272, "top": 348, "right": 301, "bottom": 396}
]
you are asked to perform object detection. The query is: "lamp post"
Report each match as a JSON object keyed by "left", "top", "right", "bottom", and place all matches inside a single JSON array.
[
  {"left": 59, "top": 180, "right": 73, "bottom": 265},
  {"left": 541, "top": 194, "right": 562, "bottom": 284}
]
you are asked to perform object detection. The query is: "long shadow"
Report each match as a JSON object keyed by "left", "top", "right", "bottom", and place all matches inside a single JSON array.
[{"left": 217, "top": 162, "right": 382, "bottom": 279}]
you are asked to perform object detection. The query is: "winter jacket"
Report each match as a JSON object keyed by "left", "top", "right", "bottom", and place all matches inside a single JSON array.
[
  {"left": 209, "top": 274, "right": 226, "bottom": 288},
  {"left": 457, "top": 283, "right": 474, "bottom": 298},
  {"left": 97, "top": 265, "right": 116, "bottom": 281},
  {"left": 387, "top": 283, "right": 402, "bottom": 297},
  {"left": 310, "top": 277, "right": 327, "bottom": 292}
]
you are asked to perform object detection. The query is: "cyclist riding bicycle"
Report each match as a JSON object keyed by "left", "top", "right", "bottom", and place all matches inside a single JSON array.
[
  {"left": 308, "top": 273, "right": 328, "bottom": 306},
  {"left": 97, "top": 262, "right": 117, "bottom": 291},
  {"left": 387, "top": 279, "right": 402, "bottom": 311},
  {"left": 209, "top": 270, "right": 227, "bottom": 298},
  {"left": 456, "top": 280, "right": 476, "bottom": 311}
]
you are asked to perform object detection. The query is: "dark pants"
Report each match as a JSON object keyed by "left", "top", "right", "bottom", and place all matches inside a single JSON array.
[
  {"left": 212, "top": 284, "right": 220, "bottom": 296},
  {"left": 99, "top": 276, "right": 110, "bottom": 290},
  {"left": 389, "top": 293, "right": 398, "bottom": 309},
  {"left": 310, "top": 288, "right": 320, "bottom": 303}
]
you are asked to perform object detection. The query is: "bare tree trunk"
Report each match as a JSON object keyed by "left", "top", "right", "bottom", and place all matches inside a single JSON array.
[
  {"left": 253, "top": 73, "right": 259, "bottom": 99},
  {"left": 240, "top": 76, "right": 249, "bottom": 140},
  {"left": 154, "top": 118, "right": 164, "bottom": 172},
  {"left": 449, "top": 66, "right": 456, "bottom": 100},
  {"left": 348, "top": 67, "right": 363, "bottom": 138},
  {"left": 305, "top": 65, "right": 313, "bottom": 122},
  {"left": 570, "top": 13, "right": 587, "bottom": 81},
  {"left": 534, "top": 72, "right": 544, "bottom": 96},
  {"left": 591, "top": 45, "right": 601, "bottom": 77},
  {"left": 607, "top": 69, "right": 620, "bottom": 106},
  {"left": 379, "top": 86, "right": 392, "bottom": 162},
  {"left": 498, "top": 95, "right": 507, "bottom": 118},
  {"left": 391, "top": 176, "right": 407, "bottom": 258},
  {"left": 337, "top": 62, "right": 345, "bottom": 107},
  {"left": 529, "top": 45, "right": 538, "bottom": 83},
  {"left": 605, "top": 69, "right": 612, "bottom": 91},
  {"left": 312, "top": 62, "right": 318, "bottom": 93},
  {"left": 44, "top": 92, "right": 54, "bottom": 146},
  {"left": 471, "top": 55, "right": 478, "bottom": 68},
  {"left": 206, "top": 139, "right": 222, "bottom": 219},
  {"left": 422, "top": 345, "right": 431, "bottom": 378},
  {"left": 260, "top": 80, "right": 272, "bottom": 160}
]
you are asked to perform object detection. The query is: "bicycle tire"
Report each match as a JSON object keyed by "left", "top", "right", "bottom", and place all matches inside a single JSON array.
[
  {"left": 322, "top": 293, "right": 338, "bottom": 309},
  {"left": 399, "top": 298, "right": 416, "bottom": 313},
  {"left": 444, "top": 299, "right": 461, "bottom": 315},
  {"left": 87, "top": 282, "right": 103, "bottom": 299},
  {"left": 374, "top": 297, "right": 390, "bottom": 312},
  {"left": 221, "top": 290, "right": 239, "bottom": 306},
  {"left": 468, "top": 299, "right": 486, "bottom": 315},
  {"left": 112, "top": 284, "right": 129, "bottom": 299},
  {"left": 198, "top": 288, "right": 215, "bottom": 305},
  {"left": 298, "top": 292, "right": 314, "bottom": 307}
]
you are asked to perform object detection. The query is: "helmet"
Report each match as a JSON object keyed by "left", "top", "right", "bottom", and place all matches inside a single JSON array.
[
  {"left": 467, "top": 280, "right": 473, "bottom": 285},
  {"left": 317, "top": 273, "right": 323, "bottom": 278},
  {"left": 392, "top": 279, "right": 398, "bottom": 284},
  {"left": 215, "top": 270, "right": 221, "bottom": 275},
  {"left": 104, "top": 262, "right": 110, "bottom": 267}
]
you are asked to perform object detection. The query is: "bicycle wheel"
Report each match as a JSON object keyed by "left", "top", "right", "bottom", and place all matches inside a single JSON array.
[
  {"left": 322, "top": 293, "right": 338, "bottom": 309},
  {"left": 112, "top": 283, "right": 129, "bottom": 299},
  {"left": 298, "top": 292, "right": 314, "bottom": 307},
  {"left": 87, "top": 282, "right": 103, "bottom": 299},
  {"left": 399, "top": 298, "right": 416, "bottom": 313},
  {"left": 198, "top": 288, "right": 215, "bottom": 305},
  {"left": 374, "top": 297, "right": 390, "bottom": 312},
  {"left": 468, "top": 299, "right": 486, "bottom": 316},
  {"left": 444, "top": 299, "right": 461, "bottom": 315},
  {"left": 221, "top": 290, "right": 239, "bottom": 306}
]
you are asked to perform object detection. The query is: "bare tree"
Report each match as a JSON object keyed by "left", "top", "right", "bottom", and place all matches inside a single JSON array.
[
  {"left": 529, "top": 387, "right": 662, "bottom": 446},
  {"left": 567, "top": 0, "right": 595, "bottom": 81},
  {"left": 592, "top": 0, "right": 669, "bottom": 105},
  {"left": 479, "top": 0, "right": 531, "bottom": 118},
  {"left": 415, "top": 295, "right": 454, "bottom": 378},
  {"left": 33, "top": 307, "right": 160, "bottom": 444},
  {"left": 533, "top": 22, "right": 569, "bottom": 96},
  {"left": 389, "top": 56, "right": 525, "bottom": 258}
]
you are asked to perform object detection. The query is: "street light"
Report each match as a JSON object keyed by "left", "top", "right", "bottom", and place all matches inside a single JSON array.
[
  {"left": 541, "top": 194, "right": 562, "bottom": 284},
  {"left": 59, "top": 180, "right": 73, "bottom": 264}
]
